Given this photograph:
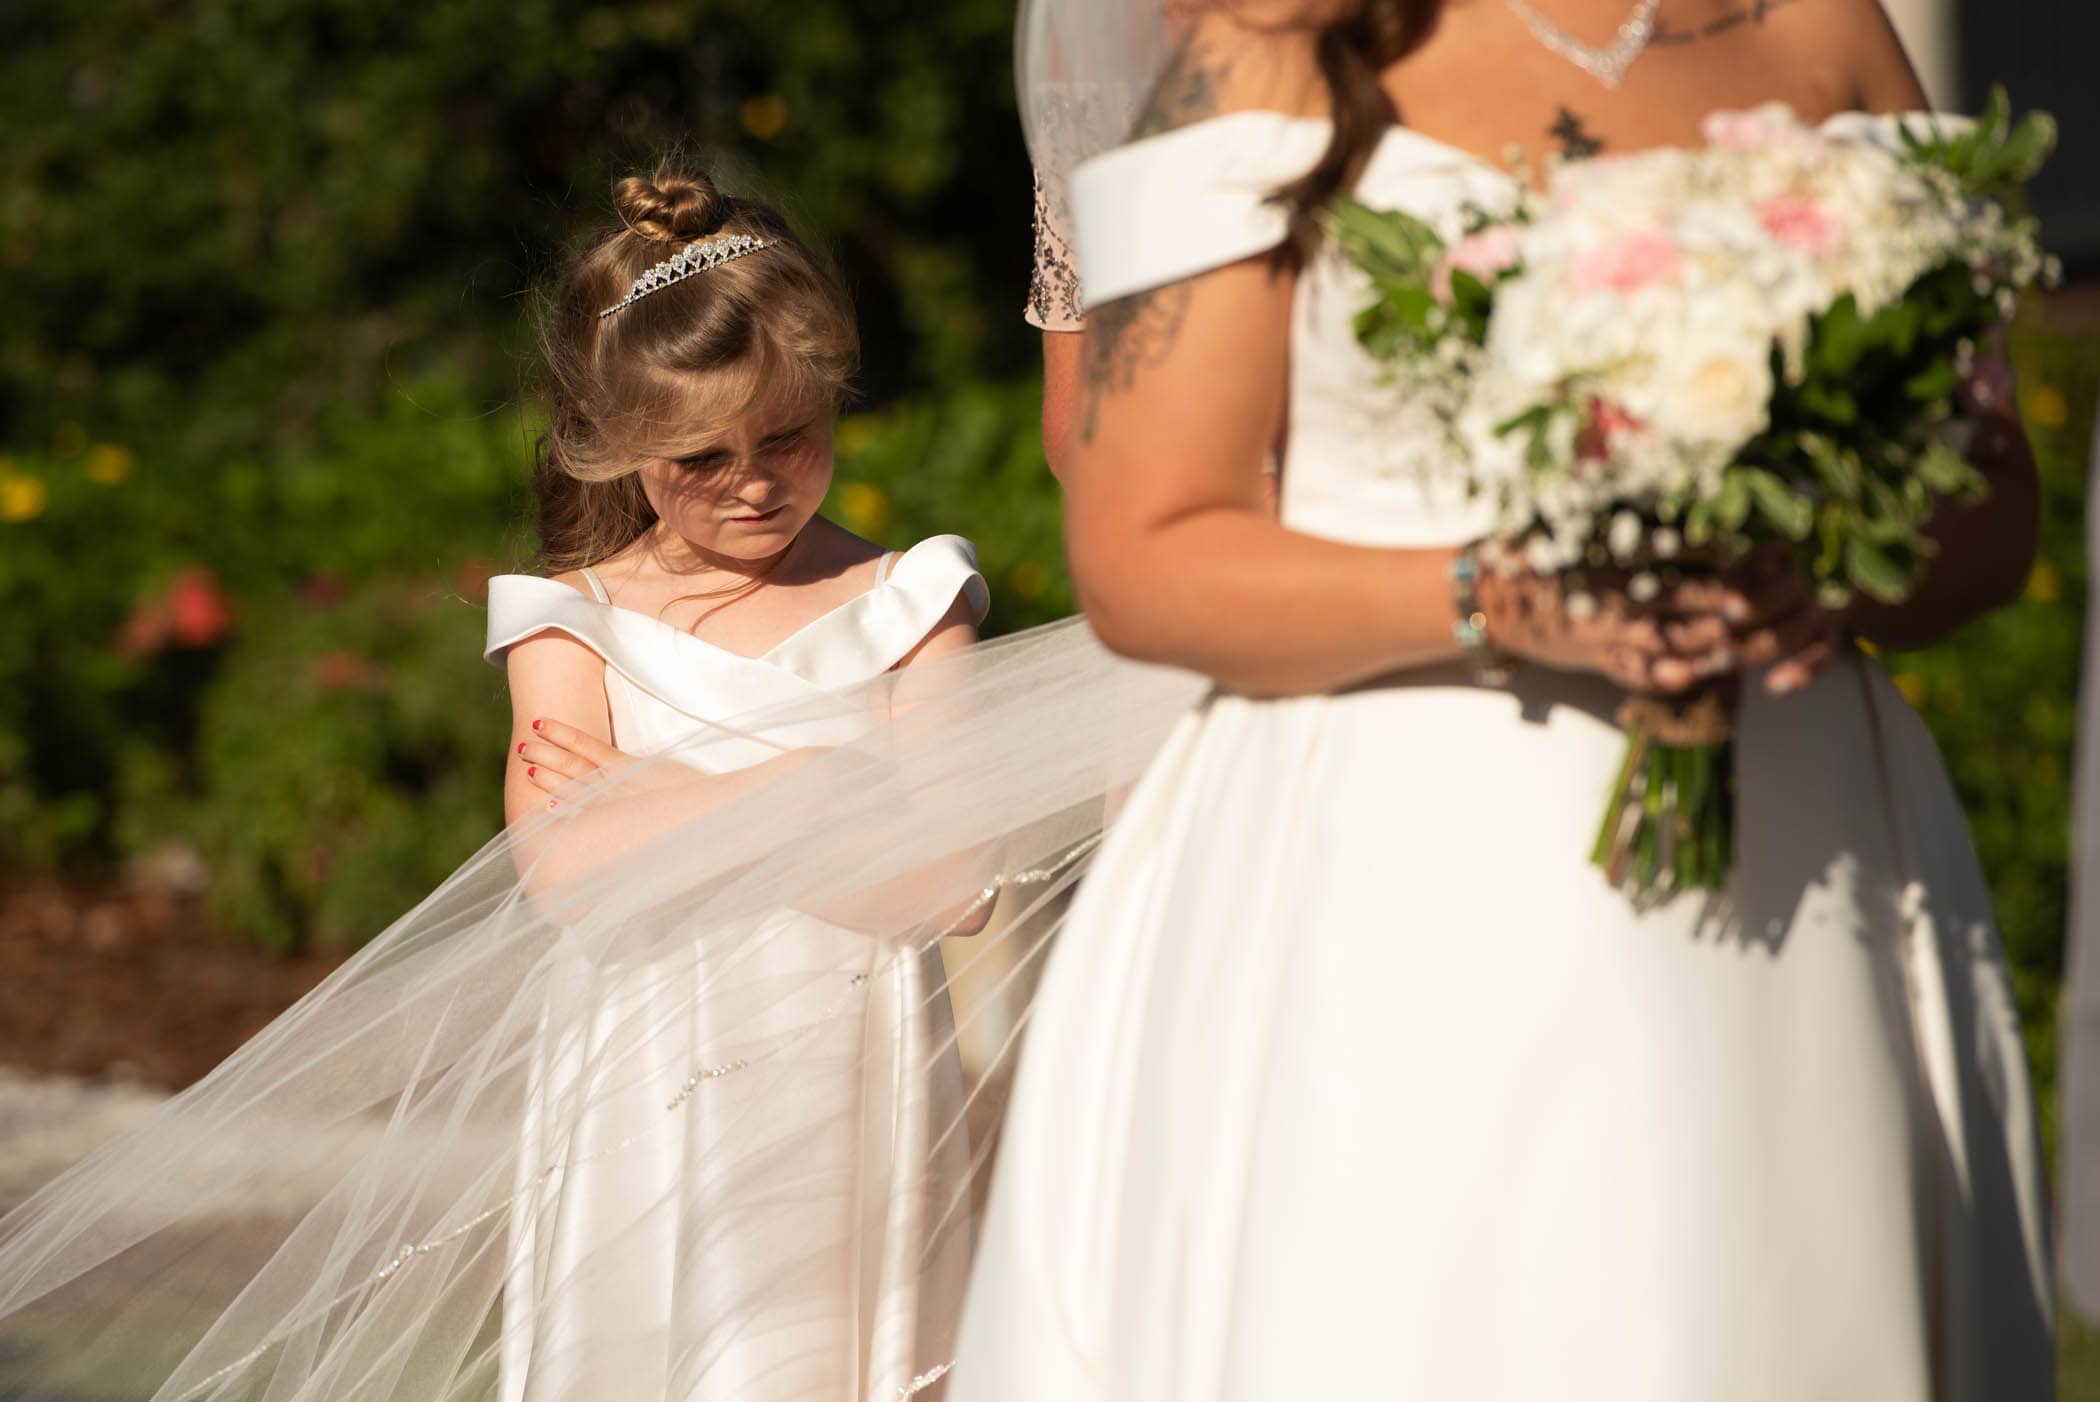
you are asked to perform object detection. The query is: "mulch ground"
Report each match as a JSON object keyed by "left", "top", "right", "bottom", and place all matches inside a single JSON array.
[{"left": 0, "top": 879, "right": 344, "bottom": 1090}]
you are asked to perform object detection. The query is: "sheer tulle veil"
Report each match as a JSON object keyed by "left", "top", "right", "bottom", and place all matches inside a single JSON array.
[
  {"left": 0, "top": 7, "right": 1221, "bottom": 1394},
  {"left": 0, "top": 614, "right": 1205, "bottom": 1397},
  {"left": 1014, "top": 0, "right": 1176, "bottom": 232}
]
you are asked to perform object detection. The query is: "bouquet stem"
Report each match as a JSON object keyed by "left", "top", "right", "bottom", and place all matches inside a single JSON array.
[{"left": 1589, "top": 684, "right": 1737, "bottom": 899}]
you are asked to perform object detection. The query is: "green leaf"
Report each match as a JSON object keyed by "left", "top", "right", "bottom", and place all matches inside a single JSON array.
[
  {"left": 1813, "top": 295, "right": 1868, "bottom": 378},
  {"left": 1905, "top": 360, "right": 1960, "bottom": 403},
  {"left": 1845, "top": 536, "right": 1912, "bottom": 603},
  {"left": 1916, "top": 437, "right": 1989, "bottom": 500},
  {"left": 1716, "top": 473, "right": 1753, "bottom": 534},
  {"left": 1999, "top": 111, "right": 2059, "bottom": 183},
  {"left": 1798, "top": 381, "right": 1860, "bottom": 425},
  {"left": 1801, "top": 434, "right": 1863, "bottom": 502},
  {"left": 1736, "top": 467, "right": 1815, "bottom": 539},
  {"left": 1325, "top": 196, "right": 1445, "bottom": 281}
]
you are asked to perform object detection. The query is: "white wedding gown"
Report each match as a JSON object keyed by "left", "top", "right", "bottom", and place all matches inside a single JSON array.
[
  {"left": 952, "top": 113, "right": 2054, "bottom": 1401},
  {"left": 483, "top": 536, "right": 988, "bottom": 1401}
]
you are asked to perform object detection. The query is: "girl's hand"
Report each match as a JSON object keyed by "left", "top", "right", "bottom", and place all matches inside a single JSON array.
[
  {"left": 1478, "top": 541, "right": 1845, "bottom": 696},
  {"left": 515, "top": 719, "right": 637, "bottom": 801}
]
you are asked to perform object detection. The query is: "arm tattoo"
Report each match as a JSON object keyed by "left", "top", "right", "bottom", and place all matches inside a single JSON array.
[
  {"left": 1070, "top": 35, "right": 1221, "bottom": 441},
  {"left": 1652, "top": 0, "right": 1802, "bottom": 45},
  {"left": 1549, "top": 107, "right": 1605, "bottom": 160},
  {"left": 1132, "top": 36, "right": 1232, "bottom": 138},
  {"left": 1076, "top": 284, "right": 1194, "bottom": 444}
]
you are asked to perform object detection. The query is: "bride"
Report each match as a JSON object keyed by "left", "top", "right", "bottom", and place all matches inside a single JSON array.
[{"left": 955, "top": 1, "right": 2053, "bottom": 1398}]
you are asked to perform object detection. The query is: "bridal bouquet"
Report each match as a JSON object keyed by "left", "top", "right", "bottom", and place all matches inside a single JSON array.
[{"left": 1328, "top": 92, "right": 2058, "bottom": 899}]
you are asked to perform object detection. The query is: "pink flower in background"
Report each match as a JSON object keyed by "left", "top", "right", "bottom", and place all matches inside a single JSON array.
[
  {"left": 1572, "top": 230, "right": 1683, "bottom": 295},
  {"left": 299, "top": 572, "right": 347, "bottom": 609},
  {"left": 1431, "top": 226, "right": 1523, "bottom": 302},
  {"left": 120, "top": 568, "right": 233, "bottom": 656},
  {"left": 312, "top": 649, "right": 380, "bottom": 692},
  {"left": 1757, "top": 194, "right": 1844, "bottom": 257},
  {"left": 166, "top": 568, "right": 230, "bottom": 648}
]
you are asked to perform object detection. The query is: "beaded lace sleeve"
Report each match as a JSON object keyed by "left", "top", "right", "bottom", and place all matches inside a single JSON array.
[{"left": 1024, "top": 170, "right": 1085, "bottom": 332}]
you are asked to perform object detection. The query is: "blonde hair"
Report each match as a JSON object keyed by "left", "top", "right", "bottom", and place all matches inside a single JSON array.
[{"left": 533, "top": 160, "right": 858, "bottom": 572}]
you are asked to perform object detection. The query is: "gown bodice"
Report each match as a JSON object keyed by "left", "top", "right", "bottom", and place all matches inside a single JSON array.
[
  {"left": 1068, "top": 108, "right": 1925, "bottom": 550},
  {"left": 483, "top": 534, "right": 989, "bottom": 773}
]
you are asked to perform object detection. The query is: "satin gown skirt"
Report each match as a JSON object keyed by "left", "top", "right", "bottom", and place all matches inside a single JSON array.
[
  {"left": 500, "top": 915, "right": 968, "bottom": 1402},
  {"left": 953, "top": 654, "right": 2051, "bottom": 1402}
]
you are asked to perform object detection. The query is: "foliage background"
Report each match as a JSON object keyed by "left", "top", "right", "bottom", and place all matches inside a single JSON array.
[{"left": 1, "top": 2, "right": 2098, "bottom": 1367}]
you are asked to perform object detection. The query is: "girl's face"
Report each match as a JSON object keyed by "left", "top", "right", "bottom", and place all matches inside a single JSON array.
[{"left": 636, "top": 395, "right": 835, "bottom": 563}]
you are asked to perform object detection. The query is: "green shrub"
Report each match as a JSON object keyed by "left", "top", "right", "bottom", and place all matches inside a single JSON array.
[
  {"left": 147, "top": 575, "right": 512, "bottom": 952},
  {"left": 828, "top": 378, "right": 1072, "bottom": 636},
  {"left": 0, "top": 376, "right": 530, "bottom": 878}
]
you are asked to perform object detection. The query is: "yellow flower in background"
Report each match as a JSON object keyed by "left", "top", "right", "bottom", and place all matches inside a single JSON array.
[
  {"left": 1007, "top": 560, "right": 1050, "bottom": 600},
  {"left": 2027, "top": 560, "right": 2062, "bottom": 604},
  {"left": 86, "top": 443, "right": 134, "bottom": 485},
  {"left": 0, "top": 472, "right": 48, "bottom": 523},
  {"left": 835, "top": 481, "right": 890, "bottom": 533},
  {"left": 835, "top": 416, "right": 877, "bottom": 458},
  {"left": 2024, "top": 384, "right": 2068, "bottom": 430},
  {"left": 1892, "top": 672, "right": 1927, "bottom": 707},
  {"left": 740, "top": 94, "right": 788, "bottom": 141},
  {"left": 1854, "top": 636, "right": 1880, "bottom": 659}
]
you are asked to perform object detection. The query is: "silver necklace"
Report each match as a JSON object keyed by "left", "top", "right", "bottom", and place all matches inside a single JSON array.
[{"left": 1505, "top": 0, "right": 1663, "bottom": 89}]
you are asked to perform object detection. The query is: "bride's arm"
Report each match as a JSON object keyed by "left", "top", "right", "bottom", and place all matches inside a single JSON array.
[
  {"left": 1065, "top": 15, "right": 1692, "bottom": 698},
  {"left": 1060, "top": 17, "right": 1465, "bottom": 697}
]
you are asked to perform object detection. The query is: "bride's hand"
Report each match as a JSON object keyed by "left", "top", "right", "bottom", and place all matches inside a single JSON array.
[
  {"left": 1477, "top": 542, "right": 1845, "bottom": 696},
  {"left": 1656, "top": 544, "right": 1847, "bottom": 696}
]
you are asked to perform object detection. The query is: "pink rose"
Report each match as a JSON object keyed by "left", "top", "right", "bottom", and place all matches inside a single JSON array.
[
  {"left": 1703, "top": 103, "right": 1823, "bottom": 156},
  {"left": 1757, "top": 194, "right": 1844, "bottom": 257},
  {"left": 1430, "top": 225, "right": 1523, "bottom": 302},
  {"left": 1571, "top": 230, "right": 1683, "bottom": 295},
  {"left": 1576, "top": 399, "right": 1645, "bottom": 460}
]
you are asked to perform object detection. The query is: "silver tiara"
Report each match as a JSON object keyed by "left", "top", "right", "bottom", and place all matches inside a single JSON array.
[{"left": 597, "top": 233, "right": 774, "bottom": 319}]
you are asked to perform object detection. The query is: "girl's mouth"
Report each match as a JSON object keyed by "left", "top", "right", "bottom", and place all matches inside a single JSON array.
[{"left": 730, "top": 505, "right": 787, "bottom": 525}]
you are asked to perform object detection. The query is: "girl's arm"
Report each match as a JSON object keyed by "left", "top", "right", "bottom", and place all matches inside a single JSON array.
[
  {"left": 500, "top": 630, "right": 820, "bottom": 889},
  {"left": 502, "top": 631, "right": 612, "bottom": 829}
]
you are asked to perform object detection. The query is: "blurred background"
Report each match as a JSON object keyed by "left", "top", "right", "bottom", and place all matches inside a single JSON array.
[{"left": 0, "top": 0, "right": 2096, "bottom": 1389}]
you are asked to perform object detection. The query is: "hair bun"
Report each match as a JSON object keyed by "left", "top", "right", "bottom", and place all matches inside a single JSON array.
[{"left": 614, "top": 167, "right": 726, "bottom": 243}]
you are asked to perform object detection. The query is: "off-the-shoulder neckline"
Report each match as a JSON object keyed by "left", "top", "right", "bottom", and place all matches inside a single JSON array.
[
  {"left": 490, "top": 534, "right": 970, "bottom": 668},
  {"left": 1091, "top": 106, "right": 1939, "bottom": 187}
]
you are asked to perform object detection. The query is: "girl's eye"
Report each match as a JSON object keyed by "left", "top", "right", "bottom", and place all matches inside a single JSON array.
[
  {"left": 676, "top": 452, "right": 730, "bottom": 473},
  {"left": 763, "top": 422, "right": 816, "bottom": 452}
]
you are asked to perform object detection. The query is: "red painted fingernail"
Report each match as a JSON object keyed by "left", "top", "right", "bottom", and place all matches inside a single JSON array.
[
  {"left": 527, "top": 766, "right": 537, "bottom": 777},
  {"left": 517, "top": 742, "right": 527, "bottom": 755},
  {"left": 532, "top": 719, "right": 543, "bottom": 730}
]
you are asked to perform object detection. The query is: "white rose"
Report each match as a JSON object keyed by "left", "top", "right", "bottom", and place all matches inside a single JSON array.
[{"left": 1662, "top": 345, "right": 1774, "bottom": 447}]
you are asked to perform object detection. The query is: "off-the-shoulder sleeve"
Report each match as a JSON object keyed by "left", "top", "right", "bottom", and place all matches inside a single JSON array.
[
  {"left": 1026, "top": 171, "right": 1085, "bottom": 331},
  {"left": 484, "top": 574, "right": 621, "bottom": 670},
  {"left": 766, "top": 535, "right": 990, "bottom": 681},
  {"left": 1070, "top": 111, "right": 1330, "bottom": 309}
]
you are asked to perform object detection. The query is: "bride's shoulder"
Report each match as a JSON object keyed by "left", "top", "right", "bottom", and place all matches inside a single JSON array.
[
  {"left": 1131, "top": 6, "right": 1337, "bottom": 138},
  {"left": 1810, "top": 0, "right": 1932, "bottom": 112}
]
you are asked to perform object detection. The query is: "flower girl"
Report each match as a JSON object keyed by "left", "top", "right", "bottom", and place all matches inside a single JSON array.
[{"left": 480, "top": 160, "right": 991, "bottom": 1400}]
